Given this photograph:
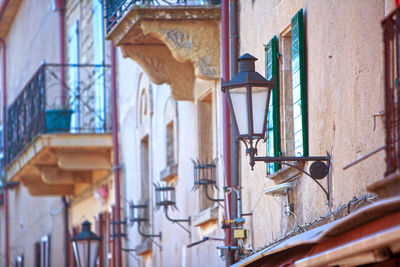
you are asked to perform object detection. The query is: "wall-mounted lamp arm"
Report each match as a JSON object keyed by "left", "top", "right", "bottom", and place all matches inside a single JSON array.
[
  {"left": 164, "top": 208, "right": 191, "bottom": 237},
  {"left": 247, "top": 146, "right": 331, "bottom": 201},
  {"left": 137, "top": 222, "right": 162, "bottom": 240},
  {"left": 204, "top": 186, "right": 224, "bottom": 203},
  {"left": 187, "top": 236, "right": 225, "bottom": 248}
]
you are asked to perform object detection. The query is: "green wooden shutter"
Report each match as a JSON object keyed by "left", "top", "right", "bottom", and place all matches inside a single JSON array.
[
  {"left": 291, "top": 9, "right": 308, "bottom": 157},
  {"left": 265, "top": 36, "right": 281, "bottom": 174}
]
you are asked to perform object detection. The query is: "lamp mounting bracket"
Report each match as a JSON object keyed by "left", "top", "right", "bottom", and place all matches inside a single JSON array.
[
  {"left": 164, "top": 207, "right": 191, "bottom": 237},
  {"left": 248, "top": 146, "right": 331, "bottom": 201}
]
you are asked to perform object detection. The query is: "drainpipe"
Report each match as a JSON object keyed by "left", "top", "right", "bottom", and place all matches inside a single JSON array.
[
  {"left": 54, "top": 2, "right": 69, "bottom": 266},
  {"left": 111, "top": 42, "right": 122, "bottom": 267},
  {"left": 229, "top": 0, "right": 239, "bottom": 250},
  {"left": 221, "top": 0, "right": 233, "bottom": 265},
  {"left": 54, "top": 0, "right": 65, "bottom": 105},
  {"left": 0, "top": 37, "right": 9, "bottom": 267},
  {"left": 62, "top": 197, "right": 69, "bottom": 267}
]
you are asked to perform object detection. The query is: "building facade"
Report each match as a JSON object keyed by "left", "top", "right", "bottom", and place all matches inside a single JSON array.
[
  {"left": 1, "top": 0, "right": 400, "bottom": 266},
  {"left": 0, "top": 0, "right": 118, "bottom": 266}
]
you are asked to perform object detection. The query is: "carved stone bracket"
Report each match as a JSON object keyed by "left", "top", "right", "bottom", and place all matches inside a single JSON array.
[
  {"left": 107, "top": 7, "right": 220, "bottom": 101},
  {"left": 140, "top": 20, "right": 220, "bottom": 80},
  {"left": 121, "top": 44, "right": 194, "bottom": 100}
]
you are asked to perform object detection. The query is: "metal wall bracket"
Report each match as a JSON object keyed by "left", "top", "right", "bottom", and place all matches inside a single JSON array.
[
  {"left": 164, "top": 207, "right": 191, "bottom": 237},
  {"left": 137, "top": 222, "right": 162, "bottom": 240},
  {"left": 247, "top": 147, "right": 331, "bottom": 201}
]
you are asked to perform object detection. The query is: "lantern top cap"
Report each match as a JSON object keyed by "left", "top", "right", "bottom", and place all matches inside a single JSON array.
[
  {"left": 238, "top": 53, "right": 258, "bottom": 72},
  {"left": 238, "top": 53, "right": 257, "bottom": 61},
  {"left": 71, "top": 220, "right": 101, "bottom": 241}
]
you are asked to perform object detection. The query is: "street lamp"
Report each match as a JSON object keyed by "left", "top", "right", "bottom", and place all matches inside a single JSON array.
[
  {"left": 222, "top": 53, "right": 331, "bottom": 200},
  {"left": 221, "top": 53, "right": 275, "bottom": 169},
  {"left": 71, "top": 220, "right": 101, "bottom": 267}
]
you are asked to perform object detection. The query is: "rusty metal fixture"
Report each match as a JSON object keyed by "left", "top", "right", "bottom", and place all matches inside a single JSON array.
[
  {"left": 153, "top": 183, "right": 191, "bottom": 236},
  {"left": 191, "top": 158, "right": 218, "bottom": 191},
  {"left": 128, "top": 201, "right": 162, "bottom": 239},
  {"left": 192, "top": 158, "right": 224, "bottom": 203},
  {"left": 128, "top": 201, "right": 149, "bottom": 223},
  {"left": 382, "top": 7, "right": 400, "bottom": 176},
  {"left": 154, "top": 182, "right": 177, "bottom": 210}
]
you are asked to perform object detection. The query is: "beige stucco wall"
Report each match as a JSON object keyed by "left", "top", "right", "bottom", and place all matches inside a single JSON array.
[
  {"left": 117, "top": 45, "right": 225, "bottom": 266},
  {"left": 0, "top": 0, "right": 65, "bottom": 266},
  {"left": 5, "top": 0, "right": 60, "bottom": 104},
  {"left": 5, "top": 187, "right": 65, "bottom": 266},
  {"left": 239, "top": 0, "right": 387, "bottom": 252}
]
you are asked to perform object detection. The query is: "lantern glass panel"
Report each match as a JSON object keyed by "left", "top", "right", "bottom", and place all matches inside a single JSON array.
[
  {"left": 72, "top": 239, "right": 100, "bottom": 267},
  {"left": 229, "top": 86, "right": 248, "bottom": 135},
  {"left": 251, "top": 86, "right": 271, "bottom": 135}
]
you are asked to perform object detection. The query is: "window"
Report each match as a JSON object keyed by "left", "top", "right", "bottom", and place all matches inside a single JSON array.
[
  {"left": 166, "top": 121, "right": 174, "bottom": 165},
  {"left": 198, "top": 91, "right": 214, "bottom": 211},
  {"left": 160, "top": 97, "right": 178, "bottom": 181},
  {"left": 140, "top": 135, "right": 151, "bottom": 237},
  {"left": 92, "top": 0, "right": 106, "bottom": 132},
  {"left": 35, "top": 235, "right": 50, "bottom": 267},
  {"left": 68, "top": 21, "right": 80, "bottom": 133},
  {"left": 266, "top": 9, "right": 308, "bottom": 175}
]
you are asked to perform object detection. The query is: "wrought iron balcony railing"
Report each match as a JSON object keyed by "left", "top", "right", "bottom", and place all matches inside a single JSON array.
[
  {"left": 383, "top": 8, "right": 400, "bottom": 176},
  {"left": 105, "top": 0, "right": 221, "bottom": 32},
  {"left": 5, "top": 63, "right": 111, "bottom": 165}
]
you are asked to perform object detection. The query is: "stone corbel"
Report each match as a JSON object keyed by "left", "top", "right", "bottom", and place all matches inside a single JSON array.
[
  {"left": 19, "top": 175, "right": 75, "bottom": 196},
  {"left": 140, "top": 20, "right": 220, "bottom": 81},
  {"left": 120, "top": 44, "right": 194, "bottom": 100}
]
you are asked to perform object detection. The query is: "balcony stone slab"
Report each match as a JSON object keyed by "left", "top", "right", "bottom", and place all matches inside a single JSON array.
[
  {"left": 107, "top": 6, "right": 220, "bottom": 100},
  {"left": 5, "top": 133, "right": 113, "bottom": 196}
]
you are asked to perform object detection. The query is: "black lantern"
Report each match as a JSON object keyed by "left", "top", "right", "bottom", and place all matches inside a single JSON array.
[
  {"left": 71, "top": 220, "right": 102, "bottom": 267},
  {"left": 221, "top": 53, "right": 331, "bottom": 201},
  {"left": 221, "top": 53, "right": 274, "bottom": 142}
]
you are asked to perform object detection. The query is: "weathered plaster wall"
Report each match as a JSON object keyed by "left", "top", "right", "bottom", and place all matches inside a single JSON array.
[
  {"left": 239, "top": 0, "right": 386, "bottom": 252},
  {"left": 117, "top": 47, "right": 225, "bottom": 266},
  {"left": 0, "top": 0, "right": 64, "bottom": 266},
  {"left": 6, "top": 0, "right": 59, "bottom": 104},
  {"left": 7, "top": 187, "right": 65, "bottom": 266}
]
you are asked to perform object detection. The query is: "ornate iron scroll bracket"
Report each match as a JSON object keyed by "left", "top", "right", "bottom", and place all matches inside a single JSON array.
[{"left": 247, "top": 144, "right": 331, "bottom": 201}]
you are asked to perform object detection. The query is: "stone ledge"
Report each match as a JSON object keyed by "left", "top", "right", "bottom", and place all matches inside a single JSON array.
[
  {"left": 267, "top": 162, "right": 304, "bottom": 184},
  {"left": 160, "top": 163, "right": 178, "bottom": 181},
  {"left": 135, "top": 239, "right": 152, "bottom": 256},
  {"left": 192, "top": 206, "right": 218, "bottom": 227}
]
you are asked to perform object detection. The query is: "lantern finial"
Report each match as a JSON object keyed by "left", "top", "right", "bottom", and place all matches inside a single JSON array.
[{"left": 238, "top": 53, "right": 257, "bottom": 72}]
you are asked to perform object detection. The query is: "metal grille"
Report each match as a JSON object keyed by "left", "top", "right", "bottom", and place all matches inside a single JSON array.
[
  {"left": 383, "top": 9, "right": 400, "bottom": 176},
  {"left": 105, "top": 0, "right": 221, "bottom": 32},
  {"left": 5, "top": 64, "right": 111, "bottom": 165}
]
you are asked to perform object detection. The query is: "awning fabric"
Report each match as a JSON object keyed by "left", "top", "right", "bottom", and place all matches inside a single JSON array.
[{"left": 232, "top": 196, "right": 400, "bottom": 267}]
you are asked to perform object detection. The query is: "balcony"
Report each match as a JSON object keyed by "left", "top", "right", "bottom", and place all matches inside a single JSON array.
[
  {"left": 4, "top": 64, "right": 113, "bottom": 196},
  {"left": 106, "top": 0, "right": 221, "bottom": 100},
  {"left": 368, "top": 7, "right": 400, "bottom": 197}
]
